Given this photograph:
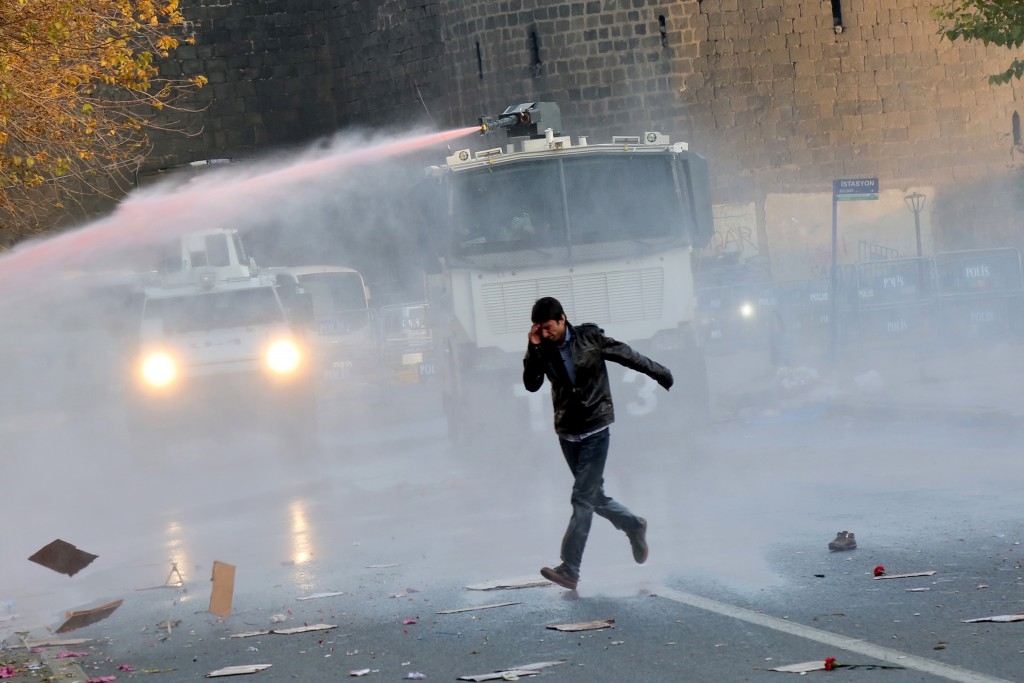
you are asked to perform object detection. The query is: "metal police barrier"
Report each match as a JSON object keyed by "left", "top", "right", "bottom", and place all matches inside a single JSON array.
[
  {"left": 932, "top": 248, "right": 1024, "bottom": 343},
  {"left": 853, "top": 258, "right": 934, "bottom": 350}
]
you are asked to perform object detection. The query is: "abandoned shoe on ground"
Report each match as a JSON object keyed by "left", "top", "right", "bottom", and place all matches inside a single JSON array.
[
  {"left": 540, "top": 563, "right": 578, "bottom": 590},
  {"left": 828, "top": 530, "right": 857, "bottom": 551},
  {"left": 627, "top": 517, "right": 649, "bottom": 564}
]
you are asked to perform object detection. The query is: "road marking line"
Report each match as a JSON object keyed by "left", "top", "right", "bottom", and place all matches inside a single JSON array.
[{"left": 655, "top": 587, "right": 1012, "bottom": 683}]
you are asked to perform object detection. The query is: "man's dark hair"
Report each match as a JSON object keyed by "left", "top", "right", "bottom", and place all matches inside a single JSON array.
[{"left": 531, "top": 296, "right": 565, "bottom": 323}]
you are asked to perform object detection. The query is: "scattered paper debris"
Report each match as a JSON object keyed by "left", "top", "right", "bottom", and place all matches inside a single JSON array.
[
  {"left": 769, "top": 659, "right": 906, "bottom": 673},
  {"left": 297, "top": 591, "right": 344, "bottom": 601},
  {"left": 436, "top": 602, "right": 520, "bottom": 615},
  {"left": 205, "top": 664, "right": 272, "bottom": 677},
  {"left": 905, "top": 587, "right": 930, "bottom": 592},
  {"left": 404, "top": 673, "right": 426, "bottom": 680},
  {"left": 457, "top": 660, "right": 566, "bottom": 681},
  {"left": 17, "top": 638, "right": 92, "bottom": 649},
  {"left": 769, "top": 660, "right": 826, "bottom": 673},
  {"left": 57, "top": 599, "right": 123, "bottom": 634},
  {"left": 209, "top": 561, "right": 235, "bottom": 618},
  {"left": 28, "top": 540, "right": 98, "bottom": 577},
  {"left": 348, "top": 669, "right": 371, "bottom": 677},
  {"left": 465, "top": 578, "right": 550, "bottom": 591},
  {"left": 157, "top": 619, "right": 181, "bottom": 633},
  {"left": 962, "top": 614, "right": 1024, "bottom": 623},
  {"left": 269, "top": 614, "right": 287, "bottom": 623},
  {"left": 874, "top": 571, "right": 936, "bottom": 580},
  {"left": 365, "top": 564, "right": 400, "bottom": 569},
  {"left": 86, "top": 676, "right": 116, "bottom": 682},
  {"left": 402, "top": 618, "right": 417, "bottom": 625},
  {"left": 546, "top": 618, "right": 615, "bottom": 632},
  {"left": 230, "top": 624, "right": 337, "bottom": 638}
]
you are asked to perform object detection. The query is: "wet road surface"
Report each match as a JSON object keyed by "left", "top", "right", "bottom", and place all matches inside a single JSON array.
[{"left": 4, "top": 389, "right": 1024, "bottom": 682}]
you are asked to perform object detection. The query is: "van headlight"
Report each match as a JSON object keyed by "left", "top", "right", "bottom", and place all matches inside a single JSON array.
[
  {"left": 266, "top": 339, "right": 302, "bottom": 374},
  {"left": 140, "top": 352, "right": 176, "bottom": 388}
]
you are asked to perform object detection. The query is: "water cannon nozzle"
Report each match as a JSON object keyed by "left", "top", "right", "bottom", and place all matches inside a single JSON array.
[{"left": 478, "top": 114, "right": 521, "bottom": 135}]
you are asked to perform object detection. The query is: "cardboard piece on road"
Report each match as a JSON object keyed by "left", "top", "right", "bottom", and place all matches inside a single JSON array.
[
  {"left": 17, "top": 638, "right": 92, "bottom": 649},
  {"left": 28, "top": 539, "right": 98, "bottom": 577},
  {"left": 873, "top": 570, "right": 936, "bottom": 580},
  {"left": 209, "top": 561, "right": 235, "bottom": 617},
  {"left": 768, "top": 661, "right": 827, "bottom": 673},
  {"left": 205, "top": 664, "right": 272, "bottom": 677},
  {"left": 230, "top": 623, "right": 337, "bottom": 638},
  {"left": 546, "top": 618, "right": 615, "bottom": 632},
  {"left": 437, "top": 601, "right": 520, "bottom": 615},
  {"left": 465, "top": 577, "right": 550, "bottom": 591},
  {"left": 963, "top": 613, "right": 1024, "bottom": 623},
  {"left": 56, "top": 599, "right": 123, "bottom": 633},
  {"left": 271, "top": 623, "right": 337, "bottom": 635},
  {"left": 296, "top": 591, "right": 344, "bottom": 601},
  {"left": 458, "top": 660, "right": 566, "bottom": 681}
]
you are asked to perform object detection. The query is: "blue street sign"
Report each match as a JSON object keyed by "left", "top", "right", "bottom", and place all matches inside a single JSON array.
[{"left": 833, "top": 177, "right": 879, "bottom": 201}]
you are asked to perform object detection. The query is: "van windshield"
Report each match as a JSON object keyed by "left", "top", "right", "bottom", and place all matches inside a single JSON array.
[{"left": 297, "top": 272, "right": 367, "bottom": 312}]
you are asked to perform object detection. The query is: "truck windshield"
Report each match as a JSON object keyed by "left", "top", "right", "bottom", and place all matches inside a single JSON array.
[
  {"left": 450, "top": 154, "right": 685, "bottom": 262},
  {"left": 144, "top": 288, "right": 283, "bottom": 334}
]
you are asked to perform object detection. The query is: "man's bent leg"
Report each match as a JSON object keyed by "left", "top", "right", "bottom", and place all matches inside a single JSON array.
[{"left": 558, "top": 432, "right": 610, "bottom": 577}]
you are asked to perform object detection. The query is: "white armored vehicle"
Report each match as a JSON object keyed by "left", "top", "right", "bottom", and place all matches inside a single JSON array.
[{"left": 127, "top": 229, "right": 317, "bottom": 453}]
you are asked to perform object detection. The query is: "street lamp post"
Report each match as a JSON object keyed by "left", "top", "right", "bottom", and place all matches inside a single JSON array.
[{"left": 904, "top": 192, "right": 926, "bottom": 258}]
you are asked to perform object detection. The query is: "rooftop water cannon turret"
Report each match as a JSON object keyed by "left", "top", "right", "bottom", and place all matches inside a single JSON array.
[{"left": 478, "top": 102, "right": 561, "bottom": 138}]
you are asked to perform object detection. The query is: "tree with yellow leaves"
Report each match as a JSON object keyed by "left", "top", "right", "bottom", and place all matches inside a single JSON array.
[{"left": 0, "top": 0, "right": 206, "bottom": 243}]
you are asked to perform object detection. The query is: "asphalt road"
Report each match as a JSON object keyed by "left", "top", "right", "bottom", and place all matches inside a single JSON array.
[{"left": 4, "top": 387, "right": 1024, "bottom": 682}]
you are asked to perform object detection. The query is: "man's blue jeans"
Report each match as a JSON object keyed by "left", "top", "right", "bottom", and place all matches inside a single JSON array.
[{"left": 558, "top": 429, "right": 642, "bottom": 579}]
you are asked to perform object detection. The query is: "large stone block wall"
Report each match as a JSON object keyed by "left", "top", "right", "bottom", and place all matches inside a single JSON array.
[
  {"left": 148, "top": 0, "right": 444, "bottom": 167},
  {"left": 146, "top": 0, "right": 1024, "bottom": 265}
]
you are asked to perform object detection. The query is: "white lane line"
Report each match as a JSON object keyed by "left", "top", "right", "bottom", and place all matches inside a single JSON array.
[{"left": 655, "top": 587, "right": 1012, "bottom": 683}]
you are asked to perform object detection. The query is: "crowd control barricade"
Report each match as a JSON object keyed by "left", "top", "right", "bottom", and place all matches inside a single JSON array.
[
  {"left": 853, "top": 257, "right": 934, "bottom": 351},
  {"left": 932, "top": 248, "right": 1024, "bottom": 344}
]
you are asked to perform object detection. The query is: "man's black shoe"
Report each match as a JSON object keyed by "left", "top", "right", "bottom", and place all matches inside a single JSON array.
[
  {"left": 627, "top": 518, "right": 648, "bottom": 564},
  {"left": 540, "top": 563, "right": 578, "bottom": 590}
]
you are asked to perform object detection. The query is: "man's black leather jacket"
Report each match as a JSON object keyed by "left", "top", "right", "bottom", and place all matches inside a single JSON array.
[{"left": 523, "top": 321, "right": 673, "bottom": 437}]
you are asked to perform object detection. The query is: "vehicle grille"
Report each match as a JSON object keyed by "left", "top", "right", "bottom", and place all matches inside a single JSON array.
[{"left": 481, "top": 268, "right": 664, "bottom": 335}]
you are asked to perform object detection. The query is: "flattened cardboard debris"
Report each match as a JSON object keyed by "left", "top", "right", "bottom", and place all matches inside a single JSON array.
[
  {"left": 963, "top": 613, "right": 1024, "bottom": 623},
  {"left": 56, "top": 599, "right": 123, "bottom": 633},
  {"left": 16, "top": 638, "right": 91, "bottom": 649},
  {"left": 28, "top": 540, "right": 98, "bottom": 577},
  {"left": 768, "top": 661, "right": 826, "bottom": 673},
  {"left": 209, "top": 561, "right": 235, "bottom": 617},
  {"left": 296, "top": 591, "right": 344, "bottom": 601},
  {"left": 546, "top": 618, "right": 614, "bottom": 632},
  {"left": 873, "top": 570, "right": 936, "bottom": 580},
  {"left": 230, "top": 623, "right": 337, "bottom": 638},
  {"left": 465, "top": 577, "right": 550, "bottom": 591},
  {"left": 458, "top": 660, "right": 566, "bottom": 681},
  {"left": 205, "top": 664, "right": 272, "bottom": 677},
  {"left": 437, "top": 601, "right": 520, "bottom": 615}
]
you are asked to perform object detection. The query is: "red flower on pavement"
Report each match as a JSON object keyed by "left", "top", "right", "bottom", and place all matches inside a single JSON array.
[
  {"left": 873, "top": 565, "right": 886, "bottom": 577},
  {"left": 824, "top": 657, "right": 837, "bottom": 671}
]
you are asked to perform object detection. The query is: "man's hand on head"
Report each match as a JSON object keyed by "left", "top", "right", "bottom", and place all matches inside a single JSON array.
[{"left": 528, "top": 323, "right": 542, "bottom": 346}]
